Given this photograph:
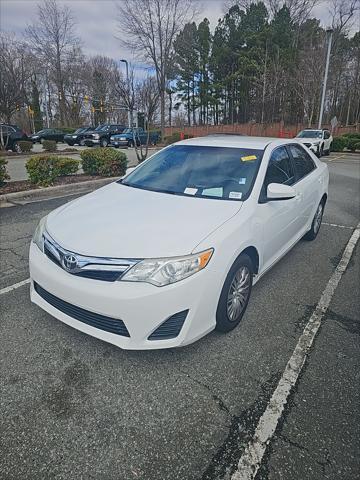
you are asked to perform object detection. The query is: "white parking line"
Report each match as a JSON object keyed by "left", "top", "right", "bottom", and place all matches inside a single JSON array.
[
  {"left": 232, "top": 222, "right": 360, "bottom": 480},
  {"left": 0, "top": 278, "right": 30, "bottom": 295},
  {"left": 323, "top": 222, "right": 354, "bottom": 229}
]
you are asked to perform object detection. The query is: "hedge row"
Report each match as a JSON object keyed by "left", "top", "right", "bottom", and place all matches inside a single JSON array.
[
  {"left": 0, "top": 157, "right": 10, "bottom": 183},
  {"left": 80, "top": 147, "right": 127, "bottom": 176},
  {"left": 26, "top": 156, "right": 79, "bottom": 186},
  {"left": 332, "top": 133, "right": 360, "bottom": 152}
]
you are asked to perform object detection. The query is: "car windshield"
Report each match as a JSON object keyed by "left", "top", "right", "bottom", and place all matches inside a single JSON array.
[
  {"left": 122, "top": 128, "right": 134, "bottom": 134},
  {"left": 121, "top": 145, "right": 263, "bottom": 201},
  {"left": 35, "top": 130, "right": 45, "bottom": 134},
  {"left": 94, "top": 125, "right": 109, "bottom": 131},
  {"left": 297, "top": 130, "right": 322, "bottom": 139}
]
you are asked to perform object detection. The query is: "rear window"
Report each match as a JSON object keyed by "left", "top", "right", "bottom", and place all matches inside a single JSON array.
[{"left": 122, "top": 145, "right": 263, "bottom": 201}]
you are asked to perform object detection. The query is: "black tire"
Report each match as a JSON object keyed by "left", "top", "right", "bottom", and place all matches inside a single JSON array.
[
  {"left": 128, "top": 140, "right": 134, "bottom": 148},
  {"left": 13, "top": 142, "right": 21, "bottom": 153},
  {"left": 66, "top": 142, "right": 74, "bottom": 147},
  {"left": 325, "top": 144, "right": 331, "bottom": 156},
  {"left": 100, "top": 138, "right": 108, "bottom": 147},
  {"left": 303, "top": 199, "right": 325, "bottom": 241},
  {"left": 320, "top": 144, "right": 324, "bottom": 157},
  {"left": 79, "top": 139, "right": 85, "bottom": 146},
  {"left": 215, "top": 254, "right": 253, "bottom": 333}
]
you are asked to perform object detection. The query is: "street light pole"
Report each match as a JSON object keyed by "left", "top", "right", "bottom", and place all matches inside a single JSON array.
[
  {"left": 318, "top": 28, "right": 333, "bottom": 129},
  {"left": 120, "top": 59, "right": 132, "bottom": 128}
]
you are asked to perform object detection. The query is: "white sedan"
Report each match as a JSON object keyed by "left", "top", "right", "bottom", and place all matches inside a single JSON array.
[{"left": 29, "top": 136, "right": 329, "bottom": 350}]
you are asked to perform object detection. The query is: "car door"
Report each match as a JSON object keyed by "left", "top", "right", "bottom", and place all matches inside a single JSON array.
[
  {"left": 323, "top": 130, "right": 331, "bottom": 150},
  {"left": 288, "top": 144, "right": 320, "bottom": 230},
  {"left": 258, "top": 146, "right": 303, "bottom": 271}
]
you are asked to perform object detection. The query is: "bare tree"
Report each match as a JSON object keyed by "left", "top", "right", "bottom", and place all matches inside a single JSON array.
[
  {"left": 0, "top": 33, "right": 34, "bottom": 124},
  {"left": 116, "top": 0, "right": 197, "bottom": 140},
  {"left": 115, "top": 65, "right": 136, "bottom": 128},
  {"left": 330, "top": 0, "right": 360, "bottom": 33},
  {"left": 26, "top": 0, "right": 80, "bottom": 125}
]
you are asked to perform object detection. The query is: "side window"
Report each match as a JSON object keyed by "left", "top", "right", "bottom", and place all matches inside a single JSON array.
[
  {"left": 324, "top": 131, "right": 330, "bottom": 139},
  {"left": 289, "top": 145, "right": 316, "bottom": 180},
  {"left": 264, "top": 146, "right": 295, "bottom": 188}
]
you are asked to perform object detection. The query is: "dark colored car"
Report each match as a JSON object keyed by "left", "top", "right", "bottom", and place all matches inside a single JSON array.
[
  {"left": 64, "top": 126, "right": 94, "bottom": 146},
  {"left": 30, "top": 129, "right": 65, "bottom": 143},
  {"left": 110, "top": 127, "right": 160, "bottom": 148},
  {"left": 0, "top": 124, "right": 29, "bottom": 152},
  {"left": 84, "top": 124, "right": 126, "bottom": 148}
]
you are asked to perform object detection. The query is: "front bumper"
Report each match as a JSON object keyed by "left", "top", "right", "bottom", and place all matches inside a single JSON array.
[
  {"left": 29, "top": 242, "right": 219, "bottom": 350},
  {"left": 110, "top": 140, "right": 128, "bottom": 147},
  {"left": 84, "top": 138, "right": 100, "bottom": 146}
]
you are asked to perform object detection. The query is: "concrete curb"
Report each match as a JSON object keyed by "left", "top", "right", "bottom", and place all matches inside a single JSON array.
[{"left": 0, "top": 177, "right": 119, "bottom": 205}]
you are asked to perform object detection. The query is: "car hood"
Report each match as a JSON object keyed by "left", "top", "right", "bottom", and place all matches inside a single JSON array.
[
  {"left": 296, "top": 137, "right": 321, "bottom": 143},
  {"left": 46, "top": 182, "right": 242, "bottom": 258}
]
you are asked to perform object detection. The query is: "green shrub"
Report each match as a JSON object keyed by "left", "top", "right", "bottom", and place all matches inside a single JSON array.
[
  {"left": 26, "top": 155, "right": 79, "bottom": 186},
  {"left": 346, "top": 138, "right": 359, "bottom": 152},
  {"left": 164, "top": 132, "right": 194, "bottom": 145},
  {"left": 42, "top": 140, "right": 57, "bottom": 152},
  {"left": 341, "top": 133, "right": 360, "bottom": 140},
  {"left": 331, "top": 136, "right": 347, "bottom": 152},
  {"left": 56, "top": 157, "right": 79, "bottom": 176},
  {"left": 18, "top": 141, "right": 33, "bottom": 153},
  {"left": 0, "top": 157, "right": 10, "bottom": 183},
  {"left": 80, "top": 147, "right": 127, "bottom": 176}
]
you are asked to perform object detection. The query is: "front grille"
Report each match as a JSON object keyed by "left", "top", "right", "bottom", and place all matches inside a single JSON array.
[
  {"left": 34, "top": 282, "right": 130, "bottom": 337},
  {"left": 43, "top": 233, "right": 136, "bottom": 282},
  {"left": 148, "top": 310, "right": 188, "bottom": 340}
]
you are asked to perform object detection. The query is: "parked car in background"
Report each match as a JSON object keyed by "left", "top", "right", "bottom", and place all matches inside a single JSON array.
[
  {"left": 0, "top": 124, "right": 29, "bottom": 152},
  {"left": 295, "top": 129, "right": 333, "bottom": 156},
  {"left": 30, "top": 129, "right": 65, "bottom": 144},
  {"left": 83, "top": 124, "right": 126, "bottom": 147},
  {"left": 110, "top": 127, "right": 160, "bottom": 148},
  {"left": 64, "top": 126, "right": 94, "bottom": 146},
  {"left": 30, "top": 136, "right": 328, "bottom": 350}
]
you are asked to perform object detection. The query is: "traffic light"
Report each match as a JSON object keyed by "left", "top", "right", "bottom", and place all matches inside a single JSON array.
[
  {"left": 84, "top": 95, "right": 89, "bottom": 104},
  {"left": 91, "top": 106, "right": 95, "bottom": 113},
  {"left": 16, "top": 104, "right": 20, "bottom": 111}
]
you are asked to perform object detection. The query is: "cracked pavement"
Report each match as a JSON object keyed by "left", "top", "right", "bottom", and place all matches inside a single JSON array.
[{"left": 0, "top": 154, "right": 359, "bottom": 479}]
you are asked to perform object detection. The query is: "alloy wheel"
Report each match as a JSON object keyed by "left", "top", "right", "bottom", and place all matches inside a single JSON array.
[{"left": 226, "top": 266, "right": 251, "bottom": 321}]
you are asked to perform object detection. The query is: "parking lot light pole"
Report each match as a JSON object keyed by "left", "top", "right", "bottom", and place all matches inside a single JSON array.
[
  {"left": 120, "top": 59, "right": 131, "bottom": 128},
  {"left": 318, "top": 28, "right": 333, "bottom": 129}
]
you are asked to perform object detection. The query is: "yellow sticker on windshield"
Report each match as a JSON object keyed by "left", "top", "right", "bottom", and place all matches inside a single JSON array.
[{"left": 241, "top": 155, "right": 257, "bottom": 162}]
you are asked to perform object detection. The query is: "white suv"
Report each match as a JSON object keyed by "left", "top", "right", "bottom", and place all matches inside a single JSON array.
[{"left": 296, "top": 129, "right": 333, "bottom": 157}]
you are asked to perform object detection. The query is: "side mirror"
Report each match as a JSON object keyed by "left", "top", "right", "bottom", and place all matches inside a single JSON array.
[{"left": 267, "top": 183, "right": 296, "bottom": 201}]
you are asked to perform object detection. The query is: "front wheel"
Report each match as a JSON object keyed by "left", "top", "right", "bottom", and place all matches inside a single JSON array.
[
  {"left": 216, "top": 254, "right": 253, "bottom": 333},
  {"left": 100, "top": 138, "right": 108, "bottom": 147},
  {"left": 79, "top": 139, "right": 85, "bottom": 146},
  {"left": 304, "top": 200, "right": 324, "bottom": 241}
]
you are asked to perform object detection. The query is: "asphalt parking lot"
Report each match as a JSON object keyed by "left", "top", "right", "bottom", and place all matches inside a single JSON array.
[{"left": 0, "top": 153, "right": 359, "bottom": 479}]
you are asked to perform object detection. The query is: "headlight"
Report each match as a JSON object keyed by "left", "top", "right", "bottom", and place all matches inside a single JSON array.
[
  {"left": 121, "top": 249, "right": 213, "bottom": 286},
  {"left": 110, "top": 136, "right": 115, "bottom": 141},
  {"left": 32, "top": 215, "right": 48, "bottom": 252},
  {"left": 93, "top": 133, "right": 100, "bottom": 139},
  {"left": 120, "top": 137, "right": 126, "bottom": 140},
  {"left": 72, "top": 135, "right": 77, "bottom": 138}
]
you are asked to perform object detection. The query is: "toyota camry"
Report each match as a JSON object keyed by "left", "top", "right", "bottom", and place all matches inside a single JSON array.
[{"left": 29, "top": 136, "right": 329, "bottom": 349}]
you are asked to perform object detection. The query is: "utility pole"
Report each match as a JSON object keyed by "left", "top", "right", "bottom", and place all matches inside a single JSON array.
[
  {"left": 120, "top": 59, "right": 132, "bottom": 128},
  {"left": 318, "top": 28, "right": 333, "bottom": 129}
]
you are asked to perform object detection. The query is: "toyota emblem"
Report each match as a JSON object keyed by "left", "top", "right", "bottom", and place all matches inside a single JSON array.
[{"left": 62, "top": 254, "right": 78, "bottom": 271}]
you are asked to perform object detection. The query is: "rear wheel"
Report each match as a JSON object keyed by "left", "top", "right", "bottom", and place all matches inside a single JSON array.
[
  {"left": 304, "top": 200, "right": 324, "bottom": 241},
  {"left": 13, "top": 142, "right": 21, "bottom": 153},
  {"left": 215, "top": 254, "right": 253, "bottom": 333}
]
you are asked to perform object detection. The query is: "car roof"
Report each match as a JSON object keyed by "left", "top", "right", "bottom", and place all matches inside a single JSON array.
[{"left": 174, "top": 135, "right": 286, "bottom": 150}]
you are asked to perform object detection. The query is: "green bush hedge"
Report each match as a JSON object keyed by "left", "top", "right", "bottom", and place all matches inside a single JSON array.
[
  {"left": 18, "top": 141, "right": 33, "bottom": 153},
  {"left": 42, "top": 140, "right": 57, "bottom": 152},
  {"left": 341, "top": 133, "right": 360, "bottom": 140},
  {"left": 80, "top": 148, "right": 127, "bottom": 176},
  {"left": 331, "top": 137, "right": 347, "bottom": 152},
  {"left": 0, "top": 157, "right": 10, "bottom": 183},
  {"left": 346, "top": 138, "right": 359, "bottom": 152},
  {"left": 26, "top": 155, "right": 79, "bottom": 186},
  {"left": 59, "top": 127, "right": 76, "bottom": 134},
  {"left": 164, "top": 132, "right": 194, "bottom": 145}
]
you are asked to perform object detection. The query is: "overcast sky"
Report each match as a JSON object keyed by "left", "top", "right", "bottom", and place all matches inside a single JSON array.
[{"left": 1, "top": 0, "right": 342, "bottom": 66}]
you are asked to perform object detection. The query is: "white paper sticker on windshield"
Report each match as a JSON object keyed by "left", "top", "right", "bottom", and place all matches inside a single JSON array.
[
  {"left": 229, "top": 191, "right": 242, "bottom": 199},
  {"left": 238, "top": 178, "right": 246, "bottom": 184},
  {"left": 184, "top": 187, "right": 198, "bottom": 195},
  {"left": 202, "top": 187, "right": 223, "bottom": 197}
]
